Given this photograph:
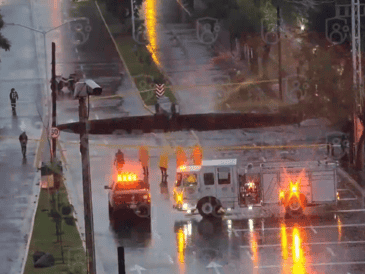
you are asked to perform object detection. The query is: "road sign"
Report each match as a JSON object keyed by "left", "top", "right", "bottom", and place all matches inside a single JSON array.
[
  {"left": 51, "top": 127, "right": 60, "bottom": 138},
  {"left": 155, "top": 84, "right": 165, "bottom": 98}
]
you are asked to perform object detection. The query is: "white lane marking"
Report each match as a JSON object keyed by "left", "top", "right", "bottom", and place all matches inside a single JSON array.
[
  {"left": 256, "top": 261, "right": 365, "bottom": 269},
  {"left": 234, "top": 222, "right": 365, "bottom": 233},
  {"left": 78, "top": 55, "right": 81, "bottom": 60},
  {"left": 165, "top": 254, "right": 174, "bottom": 264},
  {"left": 75, "top": 48, "right": 78, "bottom": 53},
  {"left": 333, "top": 209, "right": 365, "bottom": 213},
  {"left": 310, "top": 226, "right": 318, "bottom": 234},
  {"left": 246, "top": 251, "right": 253, "bottom": 260},
  {"left": 232, "top": 228, "right": 239, "bottom": 237},
  {"left": 326, "top": 247, "right": 336, "bottom": 256},
  {"left": 103, "top": 140, "right": 108, "bottom": 145},
  {"left": 190, "top": 130, "right": 200, "bottom": 143},
  {"left": 240, "top": 240, "right": 365, "bottom": 249},
  {"left": 95, "top": 114, "right": 99, "bottom": 120}
]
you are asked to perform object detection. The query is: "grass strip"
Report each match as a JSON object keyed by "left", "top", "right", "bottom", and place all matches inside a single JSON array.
[{"left": 23, "top": 180, "right": 87, "bottom": 274}]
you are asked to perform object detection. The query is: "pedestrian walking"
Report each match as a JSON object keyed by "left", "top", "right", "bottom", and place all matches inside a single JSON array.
[
  {"left": 19, "top": 131, "right": 28, "bottom": 158},
  {"left": 139, "top": 145, "right": 149, "bottom": 176},
  {"left": 10, "top": 88, "right": 19, "bottom": 115}
]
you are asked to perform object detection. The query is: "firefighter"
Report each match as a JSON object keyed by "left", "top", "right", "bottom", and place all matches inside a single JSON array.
[
  {"left": 19, "top": 131, "right": 28, "bottom": 158},
  {"left": 192, "top": 144, "right": 203, "bottom": 166},
  {"left": 176, "top": 146, "right": 187, "bottom": 169},
  {"left": 139, "top": 145, "right": 149, "bottom": 176},
  {"left": 159, "top": 151, "right": 169, "bottom": 187},
  {"left": 114, "top": 149, "right": 125, "bottom": 173}
]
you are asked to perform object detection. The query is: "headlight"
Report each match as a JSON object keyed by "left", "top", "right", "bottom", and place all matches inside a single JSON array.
[
  {"left": 182, "top": 203, "right": 188, "bottom": 210},
  {"left": 143, "top": 194, "right": 149, "bottom": 199}
]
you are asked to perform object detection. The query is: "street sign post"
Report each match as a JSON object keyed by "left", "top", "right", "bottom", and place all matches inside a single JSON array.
[{"left": 51, "top": 127, "right": 60, "bottom": 138}]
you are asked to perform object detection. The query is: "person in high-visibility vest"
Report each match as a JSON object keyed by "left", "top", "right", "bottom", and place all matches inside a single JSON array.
[
  {"left": 192, "top": 144, "right": 203, "bottom": 166},
  {"left": 159, "top": 151, "right": 169, "bottom": 184},
  {"left": 139, "top": 145, "right": 149, "bottom": 176},
  {"left": 176, "top": 146, "right": 187, "bottom": 169}
]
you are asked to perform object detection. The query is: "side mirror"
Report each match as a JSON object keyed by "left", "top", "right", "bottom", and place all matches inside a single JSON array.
[{"left": 104, "top": 185, "right": 110, "bottom": 190}]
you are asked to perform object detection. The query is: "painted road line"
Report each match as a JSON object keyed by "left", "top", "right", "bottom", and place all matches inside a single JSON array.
[
  {"left": 333, "top": 209, "right": 365, "bottom": 213},
  {"left": 246, "top": 251, "right": 253, "bottom": 260},
  {"left": 190, "top": 130, "right": 200, "bottom": 144},
  {"left": 255, "top": 261, "right": 365, "bottom": 269},
  {"left": 240, "top": 240, "right": 365, "bottom": 249},
  {"left": 326, "top": 247, "right": 336, "bottom": 256},
  {"left": 234, "top": 222, "right": 365, "bottom": 233},
  {"left": 103, "top": 140, "right": 108, "bottom": 145},
  {"left": 232, "top": 228, "right": 239, "bottom": 237}
]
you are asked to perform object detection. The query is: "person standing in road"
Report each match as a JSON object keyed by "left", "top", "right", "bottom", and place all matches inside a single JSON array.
[
  {"left": 192, "top": 144, "right": 203, "bottom": 166},
  {"left": 114, "top": 149, "right": 125, "bottom": 173},
  {"left": 176, "top": 146, "right": 187, "bottom": 169},
  {"left": 9, "top": 88, "right": 19, "bottom": 114},
  {"left": 139, "top": 145, "right": 149, "bottom": 176},
  {"left": 19, "top": 132, "right": 28, "bottom": 158},
  {"left": 159, "top": 151, "right": 169, "bottom": 184}
]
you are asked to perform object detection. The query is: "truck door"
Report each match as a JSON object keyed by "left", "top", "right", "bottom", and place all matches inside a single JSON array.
[
  {"left": 200, "top": 167, "right": 216, "bottom": 198},
  {"left": 262, "top": 173, "right": 280, "bottom": 203},
  {"left": 216, "top": 167, "right": 236, "bottom": 203}
]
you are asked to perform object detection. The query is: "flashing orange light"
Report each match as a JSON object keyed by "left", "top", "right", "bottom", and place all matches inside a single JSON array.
[
  {"left": 117, "top": 172, "right": 137, "bottom": 182},
  {"left": 290, "top": 181, "right": 299, "bottom": 196},
  {"left": 279, "top": 191, "right": 285, "bottom": 200},
  {"left": 179, "top": 165, "right": 187, "bottom": 171},
  {"left": 176, "top": 192, "right": 183, "bottom": 204}
]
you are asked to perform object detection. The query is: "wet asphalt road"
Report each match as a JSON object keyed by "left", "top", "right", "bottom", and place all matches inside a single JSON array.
[{"left": 58, "top": 127, "right": 365, "bottom": 274}]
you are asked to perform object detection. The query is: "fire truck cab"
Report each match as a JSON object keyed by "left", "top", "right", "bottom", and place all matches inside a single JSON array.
[{"left": 173, "top": 159, "right": 238, "bottom": 217}]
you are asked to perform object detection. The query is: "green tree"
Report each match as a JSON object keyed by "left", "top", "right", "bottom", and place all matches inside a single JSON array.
[{"left": 0, "top": 11, "right": 11, "bottom": 51}]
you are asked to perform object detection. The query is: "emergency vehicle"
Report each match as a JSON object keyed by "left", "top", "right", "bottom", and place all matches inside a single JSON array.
[
  {"left": 172, "top": 159, "right": 338, "bottom": 219},
  {"left": 105, "top": 161, "right": 150, "bottom": 219}
]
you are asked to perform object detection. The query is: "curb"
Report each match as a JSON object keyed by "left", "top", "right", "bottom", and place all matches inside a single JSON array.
[
  {"left": 338, "top": 167, "right": 365, "bottom": 208},
  {"left": 58, "top": 140, "right": 106, "bottom": 274},
  {"left": 94, "top": 0, "right": 154, "bottom": 115},
  {"left": 19, "top": 172, "right": 42, "bottom": 274}
]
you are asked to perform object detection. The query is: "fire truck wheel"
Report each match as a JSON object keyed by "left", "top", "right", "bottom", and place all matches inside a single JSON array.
[
  {"left": 285, "top": 197, "right": 304, "bottom": 219},
  {"left": 198, "top": 197, "right": 221, "bottom": 218},
  {"left": 134, "top": 203, "right": 150, "bottom": 218}
]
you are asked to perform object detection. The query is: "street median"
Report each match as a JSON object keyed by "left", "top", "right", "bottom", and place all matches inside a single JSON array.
[{"left": 23, "top": 178, "right": 87, "bottom": 274}]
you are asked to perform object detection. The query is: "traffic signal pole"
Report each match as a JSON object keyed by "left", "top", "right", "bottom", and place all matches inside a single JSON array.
[
  {"left": 79, "top": 96, "right": 97, "bottom": 274},
  {"left": 51, "top": 42, "right": 57, "bottom": 161}
]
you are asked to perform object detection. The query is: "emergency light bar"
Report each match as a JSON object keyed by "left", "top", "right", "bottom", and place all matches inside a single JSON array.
[{"left": 117, "top": 173, "right": 137, "bottom": 182}]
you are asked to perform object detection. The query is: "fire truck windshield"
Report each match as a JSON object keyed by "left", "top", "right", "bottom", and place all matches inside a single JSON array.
[{"left": 176, "top": 173, "right": 198, "bottom": 187}]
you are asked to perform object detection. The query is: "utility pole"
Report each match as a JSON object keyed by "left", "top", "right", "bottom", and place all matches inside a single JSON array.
[
  {"left": 79, "top": 96, "right": 97, "bottom": 274},
  {"left": 277, "top": 6, "right": 283, "bottom": 101},
  {"left": 352, "top": 0, "right": 363, "bottom": 168},
  {"left": 51, "top": 42, "right": 56, "bottom": 161}
]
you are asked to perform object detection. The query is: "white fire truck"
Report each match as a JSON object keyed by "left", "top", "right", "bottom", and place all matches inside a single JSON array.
[{"left": 172, "top": 159, "right": 338, "bottom": 219}]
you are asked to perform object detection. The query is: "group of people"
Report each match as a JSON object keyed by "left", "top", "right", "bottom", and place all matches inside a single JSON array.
[{"left": 114, "top": 145, "right": 203, "bottom": 187}]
